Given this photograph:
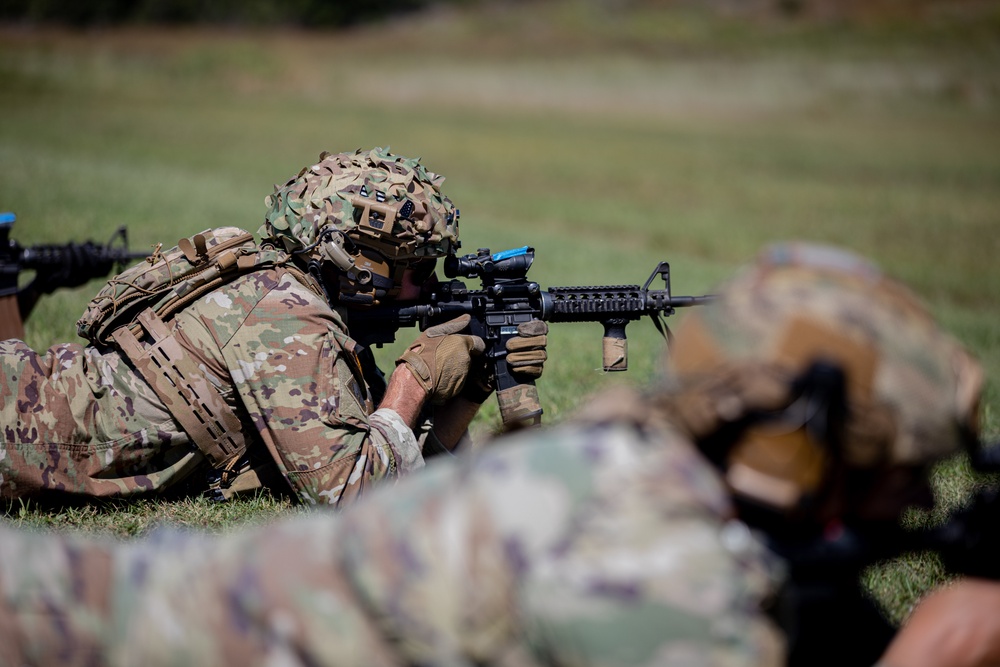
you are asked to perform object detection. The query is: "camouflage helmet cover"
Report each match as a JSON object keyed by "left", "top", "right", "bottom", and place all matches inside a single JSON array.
[
  {"left": 664, "top": 243, "right": 982, "bottom": 495},
  {"left": 260, "top": 147, "right": 460, "bottom": 261}
]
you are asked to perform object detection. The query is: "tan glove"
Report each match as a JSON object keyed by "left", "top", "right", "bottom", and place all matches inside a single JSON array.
[
  {"left": 505, "top": 319, "right": 548, "bottom": 380},
  {"left": 396, "top": 314, "right": 485, "bottom": 405}
]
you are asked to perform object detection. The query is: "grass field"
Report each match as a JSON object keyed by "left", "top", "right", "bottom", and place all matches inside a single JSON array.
[{"left": 2, "top": 0, "right": 999, "bottom": 625}]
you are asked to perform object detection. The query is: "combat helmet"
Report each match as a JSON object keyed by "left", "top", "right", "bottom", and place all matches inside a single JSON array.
[
  {"left": 662, "top": 242, "right": 983, "bottom": 518},
  {"left": 261, "top": 147, "right": 460, "bottom": 306}
]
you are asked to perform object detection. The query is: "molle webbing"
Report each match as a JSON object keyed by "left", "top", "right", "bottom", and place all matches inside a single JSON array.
[
  {"left": 86, "top": 228, "right": 263, "bottom": 470},
  {"left": 79, "top": 228, "right": 324, "bottom": 474},
  {"left": 77, "top": 228, "right": 262, "bottom": 347},
  {"left": 113, "top": 308, "right": 247, "bottom": 468}
]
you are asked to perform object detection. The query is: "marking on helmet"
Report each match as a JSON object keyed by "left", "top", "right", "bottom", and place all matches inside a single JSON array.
[{"left": 400, "top": 200, "right": 415, "bottom": 219}]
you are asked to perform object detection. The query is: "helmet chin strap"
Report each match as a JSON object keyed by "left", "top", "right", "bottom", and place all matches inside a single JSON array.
[{"left": 307, "top": 259, "right": 338, "bottom": 309}]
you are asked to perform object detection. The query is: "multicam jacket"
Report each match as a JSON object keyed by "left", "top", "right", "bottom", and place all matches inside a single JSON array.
[
  {"left": 0, "top": 264, "right": 422, "bottom": 505},
  {"left": 0, "top": 387, "right": 786, "bottom": 667}
]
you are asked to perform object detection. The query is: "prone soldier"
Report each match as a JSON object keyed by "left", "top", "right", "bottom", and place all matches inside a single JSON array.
[
  {"left": 0, "top": 147, "right": 548, "bottom": 505},
  {"left": 0, "top": 242, "right": 987, "bottom": 666}
]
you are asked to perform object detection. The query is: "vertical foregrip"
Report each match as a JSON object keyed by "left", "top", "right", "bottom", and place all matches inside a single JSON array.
[{"left": 601, "top": 320, "right": 629, "bottom": 372}]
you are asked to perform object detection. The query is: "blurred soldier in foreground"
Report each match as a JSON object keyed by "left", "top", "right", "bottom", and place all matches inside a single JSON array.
[
  {"left": 0, "top": 243, "right": 986, "bottom": 666},
  {"left": 0, "top": 148, "right": 547, "bottom": 505}
]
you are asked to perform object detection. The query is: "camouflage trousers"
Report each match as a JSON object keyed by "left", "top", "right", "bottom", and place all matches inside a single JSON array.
[{"left": 0, "top": 339, "right": 200, "bottom": 498}]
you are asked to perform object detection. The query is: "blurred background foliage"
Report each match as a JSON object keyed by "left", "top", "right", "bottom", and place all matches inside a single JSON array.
[
  {"left": 0, "top": 0, "right": 998, "bottom": 34},
  {"left": 0, "top": 0, "right": 433, "bottom": 27},
  {"left": 3, "top": 0, "right": 998, "bottom": 449}
]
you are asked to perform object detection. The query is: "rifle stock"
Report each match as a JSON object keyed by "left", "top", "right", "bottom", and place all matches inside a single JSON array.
[{"left": 348, "top": 246, "right": 713, "bottom": 426}]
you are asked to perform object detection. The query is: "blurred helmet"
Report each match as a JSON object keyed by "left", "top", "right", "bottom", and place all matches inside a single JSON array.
[
  {"left": 260, "top": 147, "right": 460, "bottom": 305},
  {"left": 662, "top": 243, "right": 982, "bottom": 515}
]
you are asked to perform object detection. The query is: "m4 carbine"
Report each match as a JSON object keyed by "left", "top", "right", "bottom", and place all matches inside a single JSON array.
[
  {"left": 347, "top": 245, "right": 713, "bottom": 425},
  {"left": 0, "top": 212, "right": 147, "bottom": 340},
  {"left": 766, "top": 437, "right": 1000, "bottom": 666},
  {"left": 914, "top": 441, "right": 1000, "bottom": 580}
]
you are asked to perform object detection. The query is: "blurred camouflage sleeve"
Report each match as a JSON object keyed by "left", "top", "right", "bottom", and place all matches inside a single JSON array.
[
  {"left": 0, "top": 394, "right": 786, "bottom": 666},
  {"left": 0, "top": 518, "right": 402, "bottom": 667},
  {"left": 337, "top": 418, "right": 787, "bottom": 666},
  {"left": 0, "top": 526, "right": 113, "bottom": 665}
]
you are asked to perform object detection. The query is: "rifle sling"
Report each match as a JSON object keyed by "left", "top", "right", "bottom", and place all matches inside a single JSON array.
[{"left": 112, "top": 308, "right": 246, "bottom": 468}]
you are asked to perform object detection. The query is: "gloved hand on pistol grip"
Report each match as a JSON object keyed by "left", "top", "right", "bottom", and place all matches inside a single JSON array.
[
  {"left": 505, "top": 319, "right": 549, "bottom": 380},
  {"left": 396, "top": 314, "right": 485, "bottom": 405}
]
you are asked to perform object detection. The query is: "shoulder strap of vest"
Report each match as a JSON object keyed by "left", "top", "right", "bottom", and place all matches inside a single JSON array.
[{"left": 113, "top": 308, "right": 247, "bottom": 468}]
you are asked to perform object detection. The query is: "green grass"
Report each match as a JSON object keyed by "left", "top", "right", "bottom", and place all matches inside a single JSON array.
[
  {"left": 4, "top": 492, "right": 301, "bottom": 536},
  {"left": 1, "top": 0, "right": 999, "bottom": 625}
]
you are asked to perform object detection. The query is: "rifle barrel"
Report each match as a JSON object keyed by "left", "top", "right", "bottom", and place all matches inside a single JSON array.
[
  {"left": 19, "top": 246, "right": 147, "bottom": 269},
  {"left": 664, "top": 295, "right": 716, "bottom": 307}
]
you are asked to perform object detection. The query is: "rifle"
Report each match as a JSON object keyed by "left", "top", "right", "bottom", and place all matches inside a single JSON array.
[
  {"left": 765, "top": 439, "right": 1000, "bottom": 666},
  {"left": 0, "top": 212, "right": 148, "bottom": 340},
  {"left": 347, "top": 245, "right": 713, "bottom": 425},
  {"left": 912, "top": 441, "right": 1000, "bottom": 580}
]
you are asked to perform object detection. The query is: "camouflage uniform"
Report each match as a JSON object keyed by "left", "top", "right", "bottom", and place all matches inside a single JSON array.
[
  {"left": 0, "top": 388, "right": 785, "bottom": 667},
  {"left": 0, "top": 266, "right": 417, "bottom": 505},
  {"left": 0, "top": 243, "right": 981, "bottom": 666},
  {"left": 0, "top": 148, "right": 464, "bottom": 506}
]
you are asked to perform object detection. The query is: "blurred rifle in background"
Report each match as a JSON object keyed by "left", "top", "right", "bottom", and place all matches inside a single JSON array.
[
  {"left": 916, "top": 442, "right": 1000, "bottom": 580},
  {"left": 763, "top": 437, "right": 1000, "bottom": 666},
  {"left": 0, "top": 212, "right": 147, "bottom": 340}
]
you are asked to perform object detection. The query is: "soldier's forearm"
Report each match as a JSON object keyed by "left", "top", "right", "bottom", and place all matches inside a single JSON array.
[
  {"left": 379, "top": 364, "right": 429, "bottom": 429},
  {"left": 429, "top": 396, "right": 481, "bottom": 451}
]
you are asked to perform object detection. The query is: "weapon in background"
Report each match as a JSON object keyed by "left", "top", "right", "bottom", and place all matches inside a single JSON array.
[
  {"left": 765, "top": 437, "right": 1000, "bottom": 665},
  {"left": 913, "top": 441, "right": 1000, "bottom": 580},
  {"left": 348, "top": 245, "right": 714, "bottom": 426},
  {"left": 0, "top": 212, "right": 148, "bottom": 340}
]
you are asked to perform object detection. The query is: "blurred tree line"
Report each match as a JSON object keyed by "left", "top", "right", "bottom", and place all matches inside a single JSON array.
[
  {"left": 1, "top": 0, "right": 994, "bottom": 27},
  {"left": 0, "top": 0, "right": 474, "bottom": 27}
]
